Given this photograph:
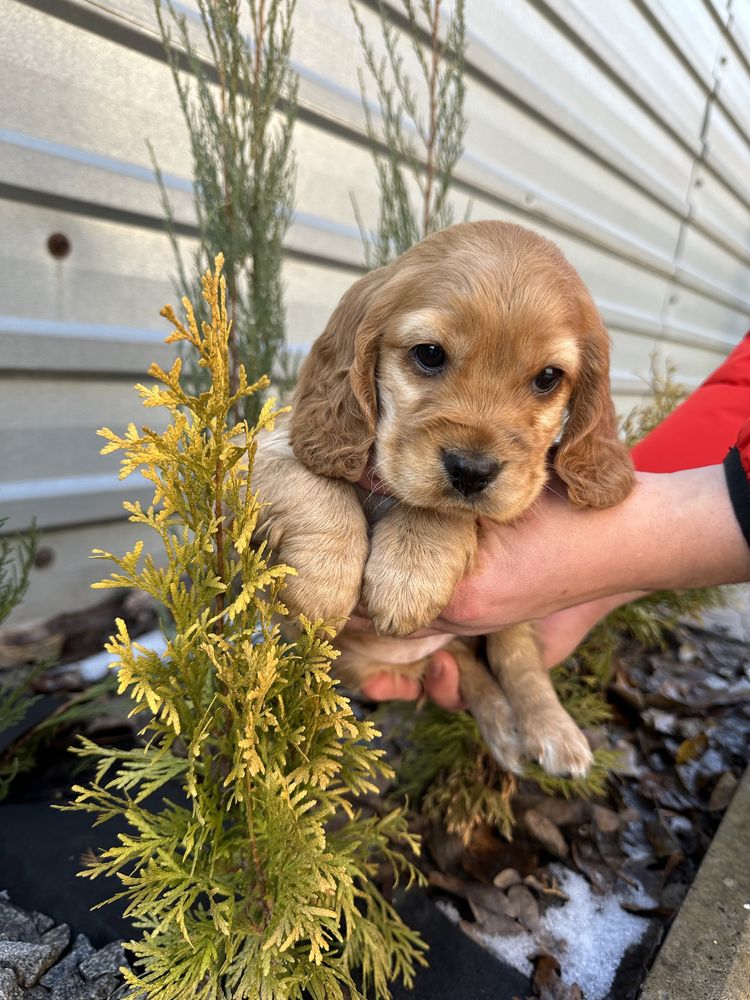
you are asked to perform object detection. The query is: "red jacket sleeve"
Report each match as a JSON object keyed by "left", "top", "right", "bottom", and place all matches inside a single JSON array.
[
  {"left": 631, "top": 333, "right": 750, "bottom": 473},
  {"left": 627, "top": 332, "right": 750, "bottom": 545}
]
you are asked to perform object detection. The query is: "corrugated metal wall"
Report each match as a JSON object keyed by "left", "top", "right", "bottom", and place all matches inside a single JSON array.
[{"left": 2, "top": 0, "right": 749, "bottom": 621}]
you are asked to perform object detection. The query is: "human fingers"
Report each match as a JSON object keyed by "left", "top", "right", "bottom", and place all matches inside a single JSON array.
[
  {"left": 360, "top": 671, "right": 422, "bottom": 701},
  {"left": 423, "top": 651, "right": 467, "bottom": 711}
]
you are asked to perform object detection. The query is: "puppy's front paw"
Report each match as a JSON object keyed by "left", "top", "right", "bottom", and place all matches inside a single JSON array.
[
  {"left": 252, "top": 438, "right": 369, "bottom": 625},
  {"left": 281, "top": 548, "right": 363, "bottom": 624},
  {"left": 520, "top": 710, "right": 593, "bottom": 778},
  {"left": 363, "top": 507, "right": 473, "bottom": 636},
  {"left": 363, "top": 566, "right": 444, "bottom": 637}
]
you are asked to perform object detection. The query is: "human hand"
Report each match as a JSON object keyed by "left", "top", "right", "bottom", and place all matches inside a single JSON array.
[
  {"left": 358, "top": 594, "right": 632, "bottom": 709},
  {"left": 353, "top": 464, "right": 750, "bottom": 703},
  {"left": 360, "top": 650, "right": 466, "bottom": 710}
]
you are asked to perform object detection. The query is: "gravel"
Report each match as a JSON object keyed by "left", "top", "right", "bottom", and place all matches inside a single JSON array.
[{"left": 0, "top": 892, "right": 127, "bottom": 999}]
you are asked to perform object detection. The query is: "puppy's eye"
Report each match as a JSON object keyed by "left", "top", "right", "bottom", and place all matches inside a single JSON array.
[
  {"left": 411, "top": 343, "right": 446, "bottom": 374},
  {"left": 532, "top": 366, "right": 563, "bottom": 394}
]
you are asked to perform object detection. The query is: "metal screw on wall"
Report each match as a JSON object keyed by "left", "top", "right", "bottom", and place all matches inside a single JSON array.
[{"left": 47, "top": 233, "right": 71, "bottom": 259}]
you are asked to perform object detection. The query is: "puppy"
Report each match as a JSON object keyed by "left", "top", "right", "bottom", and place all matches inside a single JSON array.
[{"left": 254, "top": 221, "right": 634, "bottom": 777}]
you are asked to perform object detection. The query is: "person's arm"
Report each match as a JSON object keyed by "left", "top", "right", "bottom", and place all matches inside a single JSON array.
[
  {"left": 360, "top": 463, "right": 750, "bottom": 706},
  {"left": 435, "top": 463, "right": 750, "bottom": 635}
]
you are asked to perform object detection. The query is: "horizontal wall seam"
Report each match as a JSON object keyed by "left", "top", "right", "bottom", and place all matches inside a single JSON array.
[{"left": 23, "top": 0, "right": 715, "bottom": 227}]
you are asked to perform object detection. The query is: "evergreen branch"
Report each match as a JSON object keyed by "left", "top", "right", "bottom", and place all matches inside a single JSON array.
[
  {"left": 69, "top": 258, "right": 425, "bottom": 998},
  {"left": 352, "top": 0, "right": 468, "bottom": 265},
  {"left": 0, "top": 518, "right": 39, "bottom": 625}
]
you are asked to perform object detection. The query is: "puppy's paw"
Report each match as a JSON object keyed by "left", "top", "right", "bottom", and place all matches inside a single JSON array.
[
  {"left": 460, "top": 664, "right": 524, "bottom": 774},
  {"left": 363, "top": 506, "right": 473, "bottom": 636},
  {"left": 477, "top": 712, "right": 524, "bottom": 776},
  {"left": 281, "top": 553, "right": 362, "bottom": 625},
  {"left": 363, "top": 569, "right": 444, "bottom": 637},
  {"left": 520, "top": 710, "right": 593, "bottom": 779}
]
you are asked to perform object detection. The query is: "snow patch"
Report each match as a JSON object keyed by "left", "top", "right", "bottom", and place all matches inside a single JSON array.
[
  {"left": 437, "top": 866, "right": 652, "bottom": 1000},
  {"left": 74, "top": 628, "right": 168, "bottom": 681}
]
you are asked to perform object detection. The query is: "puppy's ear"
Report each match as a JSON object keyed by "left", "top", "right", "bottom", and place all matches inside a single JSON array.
[
  {"left": 290, "top": 266, "right": 391, "bottom": 481},
  {"left": 554, "top": 295, "right": 634, "bottom": 508}
]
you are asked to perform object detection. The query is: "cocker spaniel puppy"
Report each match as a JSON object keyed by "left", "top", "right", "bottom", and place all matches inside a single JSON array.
[{"left": 254, "top": 221, "right": 634, "bottom": 777}]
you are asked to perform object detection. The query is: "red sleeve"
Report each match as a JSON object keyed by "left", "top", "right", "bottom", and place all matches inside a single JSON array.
[
  {"left": 626, "top": 331, "right": 750, "bottom": 545},
  {"left": 631, "top": 333, "right": 750, "bottom": 472}
]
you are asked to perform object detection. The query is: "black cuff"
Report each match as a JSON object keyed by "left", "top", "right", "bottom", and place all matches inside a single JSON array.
[{"left": 724, "top": 446, "right": 750, "bottom": 547}]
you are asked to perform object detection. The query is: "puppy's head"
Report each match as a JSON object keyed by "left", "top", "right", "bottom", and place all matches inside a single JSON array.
[{"left": 291, "top": 221, "right": 633, "bottom": 518}]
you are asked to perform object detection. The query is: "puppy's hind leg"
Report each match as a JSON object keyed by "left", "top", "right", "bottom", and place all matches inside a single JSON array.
[
  {"left": 451, "top": 642, "right": 523, "bottom": 776},
  {"left": 486, "top": 625, "right": 592, "bottom": 778}
]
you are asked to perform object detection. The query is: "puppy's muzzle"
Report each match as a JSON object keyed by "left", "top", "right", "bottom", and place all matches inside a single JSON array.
[{"left": 442, "top": 450, "right": 501, "bottom": 497}]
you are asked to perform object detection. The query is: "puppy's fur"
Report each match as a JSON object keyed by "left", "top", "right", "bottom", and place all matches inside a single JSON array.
[{"left": 254, "top": 221, "right": 634, "bottom": 776}]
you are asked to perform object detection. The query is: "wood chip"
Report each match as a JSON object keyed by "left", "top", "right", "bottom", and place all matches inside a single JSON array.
[
  {"left": 708, "top": 771, "right": 738, "bottom": 812},
  {"left": 427, "top": 870, "right": 469, "bottom": 898},
  {"left": 523, "top": 874, "right": 545, "bottom": 893},
  {"left": 493, "top": 867, "right": 522, "bottom": 890},
  {"left": 507, "top": 883, "right": 540, "bottom": 931},
  {"left": 523, "top": 809, "right": 569, "bottom": 859},
  {"left": 591, "top": 804, "right": 621, "bottom": 834},
  {"left": 532, "top": 953, "right": 583, "bottom": 999},
  {"left": 466, "top": 884, "right": 513, "bottom": 917}
]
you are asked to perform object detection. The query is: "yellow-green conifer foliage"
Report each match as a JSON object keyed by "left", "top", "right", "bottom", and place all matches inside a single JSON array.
[{"left": 67, "top": 257, "right": 426, "bottom": 999}]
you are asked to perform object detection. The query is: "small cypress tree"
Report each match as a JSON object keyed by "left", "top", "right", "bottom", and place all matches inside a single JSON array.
[
  {"left": 351, "top": 0, "right": 468, "bottom": 268},
  {"left": 0, "top": 519, "right": 37, "bottom": 626},
  {"left": 152, "top": 0, "right": 297, "bottom": 420},
  {"left": 0, "top": 520, "right": 40, "bottom": 798},
  {"left": 67, "top": 258, "right": 426, "bottom": 999}
]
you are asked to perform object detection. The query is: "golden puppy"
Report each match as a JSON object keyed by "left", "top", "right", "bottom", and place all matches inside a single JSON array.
[{"left": 254, "top": 221, "right": 634, "bottom": 776}]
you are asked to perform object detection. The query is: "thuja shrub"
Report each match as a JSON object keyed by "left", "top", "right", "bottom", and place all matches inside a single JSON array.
[{"left": 67, "top": 257, "right": 426, "bottom": 999}]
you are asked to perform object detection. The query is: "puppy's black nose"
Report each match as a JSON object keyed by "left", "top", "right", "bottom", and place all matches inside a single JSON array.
[{"left": 442, "top": 450, "right": 500, "bottom": 497}]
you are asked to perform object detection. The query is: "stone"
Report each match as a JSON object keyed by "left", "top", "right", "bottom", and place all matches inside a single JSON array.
[
  {"left": 41, "top": 923, "right": 71, "bottom": 964},
  {"left": 0, "top": 968, "right": 21, "bottom": 1000},
  {"left": 0, "top": 923, "right": 69, "bottom": 988},
  {"left": 0, "top": 900, "right": 41, "bottom": 944},
  {"left": 79, "top": 941, "right": 126, "bottom": 981},
  {"left": 29, "top": 913, "right": 54, "bottom": 935},
  {"left": 41, "top": 932, "right": 95, "bottom": 991},
  {"left": 0, "top": 942, "right": 56, "bottom": 989},
  {"left": 86, "top": 974, "right": 126, "bottom": 999},
  {"left": 492, "top": 868, "right": 522, "bottom": 891}
]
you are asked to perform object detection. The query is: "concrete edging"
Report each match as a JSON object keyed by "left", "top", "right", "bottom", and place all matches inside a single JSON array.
[{"left": 640, "top": 765, "right": 750, "bottom": 1000}]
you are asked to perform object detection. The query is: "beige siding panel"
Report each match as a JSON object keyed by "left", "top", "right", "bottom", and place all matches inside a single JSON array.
[
  {"left": 691, "top": 165, "right": 750, "bottom": 264},
  {"left": 0, "top": 201, "right": 182, "bottom": 330},
  {"left": 734, "top": 0, "right": 750, "bottom": 65},
  {"left": 0, "top": 321, "right": 174, "bottom": 377},
  {"left": 663, "top": 286, "right": 750, "bottom": 346},
  {"left": 3, "top": 520, "right": 164, "bottom": 627},
  {"left": 608, "top": 329, "right": 729, "bottom": 390},
  {"left": 638, "top": 0, "right": 723, "bottom": 88},
  {"left": 284, "top": 259, "right": 360, "bottom": 349},
  {"left": 533, "top": 0, "right": 709, "bottom": 147},
  {"left": 715, "top": 24, "right": 750, "bottom": 149},
  {"left": 676, "top": 225, "right": 750, "bottom": 309},
  {"left": 1, "top": 1, "right": 192, "bottom": 179},
  {"left": 458, "top": 80, "right": 683, "bottom": 265},
  {"left": 703, "top": 104, "right": 750, "bottom": 211}
]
